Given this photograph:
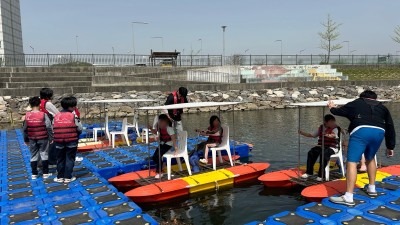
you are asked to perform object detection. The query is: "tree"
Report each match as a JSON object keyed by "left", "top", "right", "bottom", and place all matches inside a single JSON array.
[
  {"left": 318, "top": 14, "right": 342, "bottom": 64},
  {"left": 392, "top": 25, "right": 400, "bottom": 44}
]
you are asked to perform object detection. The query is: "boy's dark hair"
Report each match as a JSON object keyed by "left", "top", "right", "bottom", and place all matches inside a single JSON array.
[
  {"left": 324, "top": 114, "right": 336, "bottom": 122},
  {"left": 40, "top": 88, "right": 54, "bottom": 100},
  {"left": 360, "top": 90, "right": 377, "bottom": 100},
  {"left": 178, "top": 87, "right": 188, "bottom": 98},
  {"left": 29, "top": 96, "right": 41, "bottom": 107},
  {"left": 60, "top": 96, "right": 77, "bottom": 110},
  {"left": 158, "top": 114, "right": 172, "bottom": 126},
  {"left": 209, "top": 115, "right": 221, "bottom": 129}
]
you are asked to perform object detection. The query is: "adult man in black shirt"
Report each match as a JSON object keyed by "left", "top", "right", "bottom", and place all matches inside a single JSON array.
[
  {"left": 164, "top": 87, "right": 188, "bottom": 131},
  {"left": 329, "top": 90, "right": 395, "bottom": 206}
]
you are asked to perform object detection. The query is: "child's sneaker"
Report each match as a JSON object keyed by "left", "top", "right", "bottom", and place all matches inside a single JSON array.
[
  {"left": 43, "top": 173, "right": 52, "bottom": 179},
  {"left": 53, "top": 177, "right": 64, "bottom": 183},
  {"left": 154, "top": 173, "right": 163, "bottom": 179},
  {"left": 31, "top": 175, "right": 38, "bottom": 180},
  {"left": 301, "top": 173, "right": 310, "bottom": 179},
  {"left": 64, "top": 177, "right": 76, "bottom": 183},
  {"left": 199, "top": 158, "right": 208, "bottom": 164},
  {"left": 316, "top": 177, "right": 323, "bottom": 182}
]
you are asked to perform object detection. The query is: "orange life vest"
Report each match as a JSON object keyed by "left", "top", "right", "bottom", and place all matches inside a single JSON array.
[
  {"left": 25, "top": 111, "right": 48, "bottom": 140},
  {"left": 53, "top": 112, "right": 78, "bottom": 143},
  {"left": 317, "top": 125, "right": 340, "bottom": 148},
  {"left": 160, "top": 127, "right": 172, "bottom": 143}
]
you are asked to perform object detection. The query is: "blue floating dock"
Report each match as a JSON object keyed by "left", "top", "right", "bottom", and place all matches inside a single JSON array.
[
  {"left": 0, "top": 129, "right": 159, "bottom": 225},
  {"left": 245, "top": 176, "right": 400, "bottom": 225}
]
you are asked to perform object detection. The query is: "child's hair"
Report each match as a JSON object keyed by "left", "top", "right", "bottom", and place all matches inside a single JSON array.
[
  {"left": 29, "top": 96, "right": 41, "bottom": 107},
  {"left": 360, "top": 90, "right": 377, "bottom": 100},
  {"left": 60, "top": 96, "right": 77, "bottom": 110},
  {"left": 324, "top": 114, "right": 336, "bottom": 122},
  {"left": 40, "top": 88, "right": 54, "bottom": 100},
  {"left": 178, "top": 87, "right": 188, "bottom": 98},
  {"left": 209, "top": 115, "right": 221, "bottom": 129},
  {"left": 158, "top": 114, "right": 172, "bottom": 126}
]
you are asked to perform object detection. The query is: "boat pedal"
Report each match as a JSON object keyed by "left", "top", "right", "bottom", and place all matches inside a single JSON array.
[
  {"left": 79, "top": 178, "right": 102, "bottom": 186},
  {"left": 356, "top": 190, "right": 385, "bottom": 199},
  {"left": 273, "top": 212, "right": 314, "bottom": 224},
  {"left": 9, "top": 210, "right": 40, "bottom": 224},
  {"left": 94, "top": 193, "right": 122, "bottom": 204},
  {"left": 367, "top": 206, "right": 400, "bottom": 221},
  {"left": 54, "top": 201, "right": 84, "bottom": 214},
  {"left": 46, "top": 183, "right": 70, "bottom": 193},
  {"left": 114, "top": 214, "right": 150, "bottom": 225},
  {"left": 86, "top": 185, "right": 111, "bottom": 194},
  {"left": 341, "top": 216, "right": 385, "bottom": 225},
  {"left": 8, "top": 190, "right": 34, "bottom": 200},
  {"left": 376, "top": 182, "right": 399, "bottom": 191},
  {"left": 101, "top": 202, "right": 136, "bottom": 217},
  {"left": 304, "top": 203, "right": 341, "bottom": 217},
  {"left": 59, "top": 212, "right": 94, "bottom": 224}
]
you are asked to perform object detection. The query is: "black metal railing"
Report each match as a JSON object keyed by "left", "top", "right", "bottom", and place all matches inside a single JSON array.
[{"left": 0, "top": 54, "right": 399, "bottom": 67}]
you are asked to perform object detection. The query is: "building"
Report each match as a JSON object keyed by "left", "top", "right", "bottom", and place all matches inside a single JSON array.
[{"left": 0, "top": 0, "right": 24, "bottom": 66}]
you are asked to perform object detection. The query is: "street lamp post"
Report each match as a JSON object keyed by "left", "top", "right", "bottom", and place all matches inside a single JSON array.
[
  {"left": 274, "top": 40, "right": 282, "bottom": 64},
  {"left": 131, "top": 21, "right": 149, "bottom": 54},
  {"left": 198, "top": 38, "right": 202, "bottom": 55},
  {"left": 221, "top": 26, "right": 227, "bottom": 65},
  {"left": 75, "top": 35, "right": 79, "bottom": 54},
  {"left": 342, "top": 41, "right": 350, "bottom": 56},
  {"left": 29, "top": 45, "right": 34, "bottom": 54},
  {"left": 152, "top": 37, "right": 164, "bottom": 50}
]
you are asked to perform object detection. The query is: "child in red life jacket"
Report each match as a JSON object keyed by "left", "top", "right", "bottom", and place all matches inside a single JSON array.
[
  {"left": 23, "top": 96, "right": 53, "bottom": 179},
  {"left": 149, "top": 114, "right": 178, "bottom": 179},
  {"left": 298, "top": 114, "right": 340, "bottom": 181},
  {"left": 53, "top": 97, "right": 83, "bottom": 183},
  {"left": 197, "top": 116, "right": 223, "bottom": 164},
  {"left": 39, "top": 88, "right": 59, "bottom": 121}
]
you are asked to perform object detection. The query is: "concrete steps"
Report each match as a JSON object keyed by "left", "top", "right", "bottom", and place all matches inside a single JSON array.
[
  {"left": 0, "top": 76, "right": 93, "bottom": 82},
  {"left": 0, "top": 72, "right": 93, "bottom": 78},
  {"left": 4, "top": 81, "right": 92, "bottom": 88}
]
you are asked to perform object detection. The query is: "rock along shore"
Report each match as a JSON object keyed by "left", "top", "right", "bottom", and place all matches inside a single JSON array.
[{"left": 1, "top": 85, "right": 399, "bottom": 123}]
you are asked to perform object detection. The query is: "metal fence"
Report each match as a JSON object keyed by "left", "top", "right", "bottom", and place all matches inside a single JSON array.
[{"left": 1, "top": 54, "right": 400, "bottom": 67}]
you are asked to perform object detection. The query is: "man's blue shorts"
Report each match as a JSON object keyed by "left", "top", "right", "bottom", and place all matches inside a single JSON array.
[{"left": 347, "top": 126, "right": 385, "bottom": 163}]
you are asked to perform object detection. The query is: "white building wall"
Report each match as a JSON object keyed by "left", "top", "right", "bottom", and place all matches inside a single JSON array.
[{"left": 0, "top": 0, "right": 24, "bottom": 66}]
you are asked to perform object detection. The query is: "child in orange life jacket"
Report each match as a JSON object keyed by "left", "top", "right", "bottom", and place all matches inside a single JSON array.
[
  {"left": 149, "top": 114, "right": 178, "bottom": 179},
  {"left": 197, "top": 116, "right": 223, "bottom": 164},
  {"left": 299, "top": 114, "right": 340, "bottom": 182},
  {"left": 23, "top": 96, "right": 53, "bottom": 179},
  {"left": 53, "top": 97, "right": 83, "bottom": 183}
]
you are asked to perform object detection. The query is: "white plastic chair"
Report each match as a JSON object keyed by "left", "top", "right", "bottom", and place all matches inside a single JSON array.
[
  {"left": 93, "top": 115, "right": 110, "bottom": 142},
  {"left": 109, "top": 117, "right": 130, "bottom": 148},
  {"left": 141, "top": 115, "right": 159, "bottom": 143},
  {"left": 210, "top": 125, "right": 233, "bottom": 171},
  {"left": 126, "top": 113, "right": 140, "bottom": 137},
  {"left": 163, "top": 131, "right": 192, "bottom": 180},
  {"left": 324, "top": 138, "right": 345, "bottom": 181}
]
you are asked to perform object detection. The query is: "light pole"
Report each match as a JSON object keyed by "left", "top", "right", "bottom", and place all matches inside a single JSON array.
[
  {"left": 221, "top": 25, "right": 227, "bottom": 65},
  {"left": 152, "top": 37, "right": 164, "bottom": 50},
  {"left": 131, "top": 21, "right": 149, "bottom": 54},
  {"left": 198, "top": 38, "right": 202, "bottom": 55},
  {"left": 75, "top": 35, "right": 79, "bottom": 54},
  {"left": 274, "top": 40, "right": 282, "bottom": 55},
  {"left": 29, "top": 45, "right": 34, "bottom": 54},
  {"left": 299, "top": 49, "right": 306, "bottom": 55},
  {"left": 342, "top": 41, "right": 350, "bottom": 56}
]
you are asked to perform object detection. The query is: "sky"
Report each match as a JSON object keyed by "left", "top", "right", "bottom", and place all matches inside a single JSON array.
[{"left": 21, "top": 0, "right": 400, "bottom": 55}]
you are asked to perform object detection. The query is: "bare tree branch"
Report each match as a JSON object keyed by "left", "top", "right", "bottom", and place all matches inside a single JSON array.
[
  {"left": 392, "top": 25, "right": 400, "bottom": 44},
  {"left": 318, "top": 14, "right": 343, "bottom": 64}
]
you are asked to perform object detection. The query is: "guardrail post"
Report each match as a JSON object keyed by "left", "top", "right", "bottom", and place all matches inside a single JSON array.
[
  {"left": 365, "top": 55, "right": 367, "bottom": 65},
  {"left": 280, "top": 54, "right": 283, "bottom": 65},
  {"left": 221, "top": 55, "right": 223, "bottom": 66},
  {"left": 296, "top": 54, "right": 298, "bottom": 65},
  {"left": 311, "top": 54, "right": 313, "bottom": 65},
  {"left": 266, "top": 55, "right": 268, "bottom": 65},
  {"left": 47, "top": 53, "right": 50, "bottom": 67},
  {"left": 352, "top": 55, "right": 354, "bottom": 65},
  {"left": 249, "top": 54, "right": 252, "bottom": 66},
  {"left": 91, "top": 53, "right": 95, "bottom": 65},
  {"left": 133, "top": 54, "right": 136, "bottom": 65},
  {"left": 208, "top": 55, "right": 210, "bottom": 66}
]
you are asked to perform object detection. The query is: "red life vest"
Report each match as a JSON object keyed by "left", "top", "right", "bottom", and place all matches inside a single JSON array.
[
  {"left": 40, "top": 99, "right": 54, "bottom": 120},
  {"left": 74, "top": 108, "right": 80, "bottom": 118},
  {"left": 53, "top": 112, "right": 78, "bottom": 143},
  {"left": 317, "top": 125, "right": 339, "bottom": 148},
  {"left": 172, "top": 91, "right": 185, "bottom": 116},
  {"left": 208, "top": 126, "right": 223, "bottom": 143},
  {"left": 25, "top": 111, "right": 48, "bottom": 140},
  {"left": 160, "top": 127, "right": 172, "bottom": 143}
]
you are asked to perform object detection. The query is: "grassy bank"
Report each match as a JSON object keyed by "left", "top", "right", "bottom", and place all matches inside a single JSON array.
[{"left": 337, "top": 66, "right": 400, "bottom": 81}]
